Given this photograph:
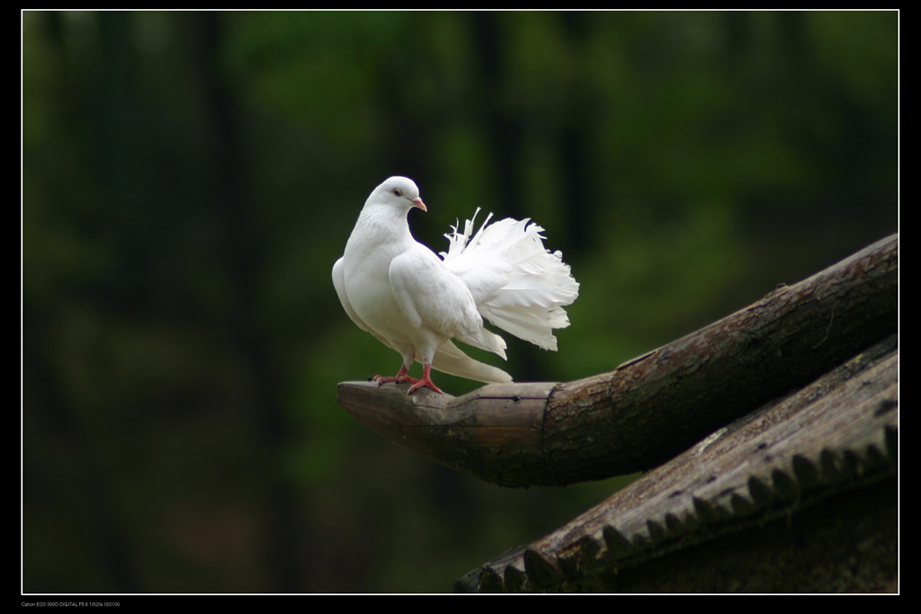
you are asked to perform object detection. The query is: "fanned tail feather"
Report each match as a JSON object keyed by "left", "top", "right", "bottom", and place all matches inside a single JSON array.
[{"left": 442, "top": 209, "right": 579, "bottom": 351}]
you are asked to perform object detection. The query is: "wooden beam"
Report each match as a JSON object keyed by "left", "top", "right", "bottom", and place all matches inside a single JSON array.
[{"left": 337, "top": 233, "right": 897, "bottom": 487}]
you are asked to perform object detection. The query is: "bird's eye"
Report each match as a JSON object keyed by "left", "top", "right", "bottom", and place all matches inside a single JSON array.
[{"left": 392, "top": 188, "right": 403, "bottom": 197}]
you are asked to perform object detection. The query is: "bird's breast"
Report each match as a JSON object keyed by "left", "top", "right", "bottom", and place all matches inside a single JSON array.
[{"left": 341, "top": 249, "right": 414, "bottom": 343}]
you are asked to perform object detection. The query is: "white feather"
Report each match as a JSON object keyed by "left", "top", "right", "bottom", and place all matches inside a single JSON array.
[{"left": 441, "top": 208, "right": 579, "bottom": 351}]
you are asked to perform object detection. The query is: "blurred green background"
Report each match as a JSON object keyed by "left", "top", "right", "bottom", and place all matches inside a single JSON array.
[{"left": 22, "top": 10, "right": 897, "bottom": 593}]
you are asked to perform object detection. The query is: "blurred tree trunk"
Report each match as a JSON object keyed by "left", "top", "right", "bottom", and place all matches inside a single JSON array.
[
  {"left": 559, "top": 11, "right": 595, "bottom": 260},
  {"left": 188, "top": 12, "right": 296, "bottom": 593},
  {"left": 47, "top": 11, "right": 146, "bottom": 592},
  {"left": 471, "top": 12, "right": 523, "bottom": 221}
]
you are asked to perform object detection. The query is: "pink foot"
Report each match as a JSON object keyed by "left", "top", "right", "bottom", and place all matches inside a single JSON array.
[
  {"left": 406, "top": 362, "right": 443, "bottom": 394},
  {"left": 372, "top": 365, "right": 422, "bottom": 386}
]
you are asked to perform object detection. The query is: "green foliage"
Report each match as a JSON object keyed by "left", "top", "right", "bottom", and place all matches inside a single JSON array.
[{"left": 23, "top": 10, "right": 897, "bottom": 593}]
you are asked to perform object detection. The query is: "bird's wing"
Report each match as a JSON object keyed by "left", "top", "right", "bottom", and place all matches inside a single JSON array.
[{"left": 389, "top": 244, "right": 507, "bottom": 358}]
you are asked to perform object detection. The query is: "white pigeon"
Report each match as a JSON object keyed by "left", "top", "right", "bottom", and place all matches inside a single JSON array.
[{"left": 332, "top": 176, "right": 579, "bottom": 393}]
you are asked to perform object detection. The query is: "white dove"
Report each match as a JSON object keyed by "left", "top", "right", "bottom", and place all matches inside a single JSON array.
[{"left": 332, "top": 176, "right": 579, "bottom": 393}]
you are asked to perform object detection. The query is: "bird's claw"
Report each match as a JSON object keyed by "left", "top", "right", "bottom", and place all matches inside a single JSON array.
[
  {"left": 407, "top": 377, "right": 443, "bottom": 394},
  {"left": 371, "top": 367, "right": 443, "bottom": 394}
]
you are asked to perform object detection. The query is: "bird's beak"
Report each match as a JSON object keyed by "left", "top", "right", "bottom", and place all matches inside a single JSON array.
[{"left": 412, "top": 198, "right": 427, "bottom": 212}]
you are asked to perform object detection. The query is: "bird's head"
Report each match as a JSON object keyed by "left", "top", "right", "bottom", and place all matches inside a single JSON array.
[{"left": 369, "top": 176, "right": 427, "bottom": 213}]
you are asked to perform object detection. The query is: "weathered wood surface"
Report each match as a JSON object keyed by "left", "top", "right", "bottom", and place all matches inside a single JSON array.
[
  {"left": 455, "top": 334, "right": 898, "bottom": 592},
  {"left": 337, "top": 233, "right": 897, "bottom": 487}
]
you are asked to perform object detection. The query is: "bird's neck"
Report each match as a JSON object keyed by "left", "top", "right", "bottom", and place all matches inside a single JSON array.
[{"left": 351, "top": 204, "right": 416, "bottom": 254}]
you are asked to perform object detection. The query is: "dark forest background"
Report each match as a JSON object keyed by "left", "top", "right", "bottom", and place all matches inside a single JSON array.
[{"left": 22, "top": 10, "right": 897, "bottom": 593}]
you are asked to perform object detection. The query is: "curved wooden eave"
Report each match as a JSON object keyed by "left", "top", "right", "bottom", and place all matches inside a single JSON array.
[{"left": 337, "top": 233, "right": 897, "bottom": 488}]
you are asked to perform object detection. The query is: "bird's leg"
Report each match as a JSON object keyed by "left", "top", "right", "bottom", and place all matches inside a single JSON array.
[
  {"left": 372, "top": 364, "right": 422, "bottom": 386},
  {"left": 407, "top": 362, "right": 443, "bottom": 394}
]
